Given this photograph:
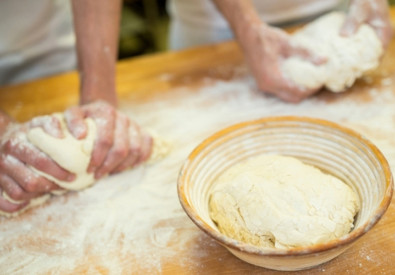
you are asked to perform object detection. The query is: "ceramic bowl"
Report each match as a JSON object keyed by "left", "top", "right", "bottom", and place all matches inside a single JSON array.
[{"left": 177, "top": 116, "right": 393, "bottom": 271}]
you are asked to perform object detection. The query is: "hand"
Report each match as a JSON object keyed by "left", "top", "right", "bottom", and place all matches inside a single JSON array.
[
  {"left": 64, "top": 101, "right": 153, "bottom": 179},
  {"left": 0, "top": 110, "right": 13, "bottom": 137},
  {"left": 0, "top": 117, "right": 74, "bottom": 214},
  {"left": 241, "top": 25, "right": 326, "bottom": 102},
  {"left": 340, "top": 0, "right": 393, "bottom": 48}
]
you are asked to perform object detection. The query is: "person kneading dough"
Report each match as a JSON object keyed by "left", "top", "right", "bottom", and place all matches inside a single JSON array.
[
  {"left": 0, "top": 103, "right": 159, "bottom": 217},
  {"left": 209, "top": 155, "right": 360, "bottom": 249}
]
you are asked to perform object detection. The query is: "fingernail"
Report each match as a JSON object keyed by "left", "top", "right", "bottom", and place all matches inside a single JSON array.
[{"left": 72, "top": 125, "right": 86, "bottom": 139}]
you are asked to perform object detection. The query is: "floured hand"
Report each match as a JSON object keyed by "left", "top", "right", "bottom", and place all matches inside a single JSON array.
[
  {"left": 0, "top": 102, "right": 153, "bottom": 216},
  {"left": 0, "top": 116, "right": 72, "bottom": 215},
  {"left": 64, "top": 101, "right": 153, "bottom": 179},
  {"left": 241, "top": 25, "right": 326, "bottom": 102},
  {"left": 340, "top": 0, "right": 393, "bottom": 48}
]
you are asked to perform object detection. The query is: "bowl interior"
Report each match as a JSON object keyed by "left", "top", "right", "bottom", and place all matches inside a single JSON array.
[{"left": 178, "top": 116, "right": 393, "bottom": 255}]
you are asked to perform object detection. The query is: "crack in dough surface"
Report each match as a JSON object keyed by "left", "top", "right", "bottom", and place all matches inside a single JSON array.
[{"left": 209, "top": 155, "right": 360, "bottom": 249}]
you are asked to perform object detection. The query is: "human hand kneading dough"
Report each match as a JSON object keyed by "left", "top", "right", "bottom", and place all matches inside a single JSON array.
[
  {"left": 340, "top": 0, "right": 393, "bottom": 48},
  {"left": 212, "top": 0, "right": 326, "bottom": 103},
  {"left": 64, "top": 101, "right": 152, "bottom": 179},
  {"left": 0, "top": 115, "right": 70, "bottom": 214},
  {"left": 239, "top": 26, "right": 326, "bottom": 102},
  {"left": 0, "top": 101, "right": 152, "bottom": 216}
]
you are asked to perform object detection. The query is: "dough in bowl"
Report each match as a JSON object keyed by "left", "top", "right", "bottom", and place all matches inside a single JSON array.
[
  {"left": 209, "top": 155, "right": 360, "bottom": 249},
  {"left": 282, "top": 12, "right": 383, "bottom": 92}
]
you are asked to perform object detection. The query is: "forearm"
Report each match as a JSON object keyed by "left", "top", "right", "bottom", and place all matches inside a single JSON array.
[
  {"left": 71, "top": 0, "right": 122, "bottom": 106},
  {"left": 212, "top": 0, "right": 264, "bottom": 47}
]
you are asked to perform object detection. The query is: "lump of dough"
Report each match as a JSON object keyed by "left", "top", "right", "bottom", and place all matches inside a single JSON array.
[
  {"left": 209, "top": 155, "right": 360, "bottom": 249},
  {"left": 281, "top": 12, "right": 383, "bottom": 92},
  {"left": 27, "top": 113, "right": 97, "bottom": 190}
]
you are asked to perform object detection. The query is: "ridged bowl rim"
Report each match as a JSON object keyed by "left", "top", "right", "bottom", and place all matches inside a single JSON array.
[{"left": 177, "top": 116, "right": 393, "bottom": 256}]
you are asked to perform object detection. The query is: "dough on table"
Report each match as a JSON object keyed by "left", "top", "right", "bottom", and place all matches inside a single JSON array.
[
  {"left": 0, "top": 113, "right": 169, "bottom": 218},
  {"left": 0, "top": 113, "right": 96, "bottom": 217},
  {"left": 282, "top": 12, "right": 383, "bottom": 92},
  {"left": 28, "top": 113, "right": 97, "bottom": 190},
  {"left": 209, "top": 155, "right": 360, "bottom": 249}
]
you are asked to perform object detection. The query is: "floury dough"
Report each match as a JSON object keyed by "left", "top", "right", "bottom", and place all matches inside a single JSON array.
[
  {"left": 282, "top": 12, "right": 383, "bottom": 92},
  {"left": 209, "top": 155, "right": 360, "bottom": 249},
  {"left": 0, "top": 114, "right": 97, "bottom": 217},
  {"left": 28, "top": 113, "right": 97, "bottom": 190},
  {"left": 0, "top": 113, "right": 170, "bottom": 217}
]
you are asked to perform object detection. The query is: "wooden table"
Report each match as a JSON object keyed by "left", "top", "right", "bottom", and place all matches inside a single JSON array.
[{"left": 1, "top": 10, "right": 395, "bottom": 275}]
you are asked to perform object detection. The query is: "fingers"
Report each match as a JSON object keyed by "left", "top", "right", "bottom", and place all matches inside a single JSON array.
[
  {"left": 275, "top": 86, "right": 318, "bottom": 103},
  {"left": 28, "top": 115, "right": 64, "bottom": 138},
  {"left": 95, "top": 113, "right": 130, "bottom": 179},
  {"left": 3, "top": 137, "right": 75, "bottom": 182},
  {"left": 340, "top": 15, "right": 361, "bottom": 37},
  {"left": 0, "top": 173, "right": 36, "bottom": 202},
  {"left": 0, "top": 155, "right": 60, "bottom": 195},
  {"left": 64, "top": 106, "right": 88, "bottom": 139},
  {"left": 63, "top": 101, "right": 153, "bottom": 177},
  {"left": 138, "top": 131, "right": 153, "bottom": 163},
  {"left": 261, "top": 72, "right": 319, "bottom": 103},
  {"left": 110, "top": 122, "right": 153, "bottom": 175},
  {"left": 0, "top": 187, "right": 28, "bottom": 214},
  {"left": 84, "top": 102, "right": 116, "bottom": 173},
  {"left": 372, "top": 20, "right": 393, "bottom": 48},
  {"left": 341, "top": 0, "right": 393, "bottom": 48}
]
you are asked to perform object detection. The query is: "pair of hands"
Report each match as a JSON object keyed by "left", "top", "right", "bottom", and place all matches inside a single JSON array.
[
  {"left": 241, "top": 0, "right": 393, "bottom": 102},
  {"left": 0, "top": 101, "right": 152, "bottom": 214}
]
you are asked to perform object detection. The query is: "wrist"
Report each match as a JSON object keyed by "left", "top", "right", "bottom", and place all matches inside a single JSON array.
[{"left": 79, "top": 67, "right": 118, "bottom": 107}]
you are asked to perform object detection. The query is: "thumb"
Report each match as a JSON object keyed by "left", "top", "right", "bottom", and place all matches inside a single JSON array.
[{"left": 64, "top": 106, "right": 88, "bottom": 139}]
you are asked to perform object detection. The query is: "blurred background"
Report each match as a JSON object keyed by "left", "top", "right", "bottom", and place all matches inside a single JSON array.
[
  {"left": 119, "top": 0, "right": 168, "bottom": 59},
  {"left": 119, "top": 0, "right": 395, "bottom": 60}
]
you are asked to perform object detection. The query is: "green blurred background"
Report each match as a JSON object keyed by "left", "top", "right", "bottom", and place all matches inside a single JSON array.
[
  {"left": 119, "top": 0, "right": 395, "bottom": 59},
  {"left": 119, "top": 0, "right": 168, "bottom": 59}
]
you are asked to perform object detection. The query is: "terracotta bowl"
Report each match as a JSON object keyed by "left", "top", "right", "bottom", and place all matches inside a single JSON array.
[{"left": 177, "top": 116, "right": 393, "bottom": 271}]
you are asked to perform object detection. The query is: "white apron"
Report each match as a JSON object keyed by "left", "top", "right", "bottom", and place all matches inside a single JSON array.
[
  {"left": 0, "top": 0, "right": 76, "bottom": 85},
  {"left": 168, "top": 0, "right": 346, "bottom": 50}
]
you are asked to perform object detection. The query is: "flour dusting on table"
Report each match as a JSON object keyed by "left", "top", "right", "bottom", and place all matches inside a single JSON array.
[{"left": 1, "top": 74, "right": 394, "bottom": 274}]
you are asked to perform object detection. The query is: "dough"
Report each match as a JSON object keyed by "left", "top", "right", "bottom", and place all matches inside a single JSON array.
[
  {"left": 0, "top": 113, "right": 169, "bottom": 217},
  {"left": 0, "top": 114, "right": 96, "bottom": 218},
  {"left": 146, "top": 130, "right": 172, "bottom": 164},
  {"left": 27, "top": 113, "right": 96, "bottom": 190},
  {"left": 209, "top": 155, "right": 360, "bottom": 249},
  {"left": 282, "top": 12, "right": 383, "bottom": 92}
]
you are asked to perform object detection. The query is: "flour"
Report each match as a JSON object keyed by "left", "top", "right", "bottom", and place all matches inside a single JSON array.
[
  {"left": 282, "top": 12, "right": 383, "bottom": 92},
  {"left": 27, "top": 114, "right": 96, "bottom": 190},
  {"left": 0, "top": 71, "right": 394, "bottom": 273}
]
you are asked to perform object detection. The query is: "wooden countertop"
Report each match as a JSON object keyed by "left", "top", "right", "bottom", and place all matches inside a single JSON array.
[{"left": 1, "top": 9, "right": 395, "bottom": 275}]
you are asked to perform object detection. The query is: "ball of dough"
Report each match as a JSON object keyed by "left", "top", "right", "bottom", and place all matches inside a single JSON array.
[
  {"left": 281, "top": 12, "right": 383, "bottom": 92},
  {"left": 209, "top": 155, "right": 360, "bottom": 249},
  {"left": 27, "top": 113, "right": 97, "bottom": 190}
]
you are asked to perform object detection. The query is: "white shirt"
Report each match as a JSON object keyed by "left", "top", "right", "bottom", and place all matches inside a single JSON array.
[
  {"left": 168, "top": 0, "right": 346, "bottom": 50},
  {"left": 0, "top": 0, "right": 76, "bottom": 85}
]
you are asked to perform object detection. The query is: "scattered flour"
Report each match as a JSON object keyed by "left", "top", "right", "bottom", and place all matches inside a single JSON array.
[{"left": 0, "top": 72, "right": 394, "bottom": 273}]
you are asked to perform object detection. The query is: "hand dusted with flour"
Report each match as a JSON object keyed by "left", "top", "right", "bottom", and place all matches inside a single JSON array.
[
  {"left": 0, "top": 103, "right": 154, "bottom": 217},
  {"left": 282, "top": 12, "right": 383, "bottom": 92}
]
